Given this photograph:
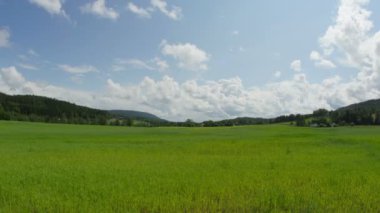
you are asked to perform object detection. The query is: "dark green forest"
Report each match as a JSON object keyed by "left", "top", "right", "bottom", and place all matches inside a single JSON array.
[
  {"left": 0, "top": 92, "right": 109, "bottom": 125},
  {"left": 1, "top": 92, "right": 380, "bottom": 127}
]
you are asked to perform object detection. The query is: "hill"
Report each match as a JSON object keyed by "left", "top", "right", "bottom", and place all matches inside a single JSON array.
[
  {"left": 109, "top": 110, "right": 166, "bottom": 122},
  {"left": 330, "top": 99, "right": 380, "bottom": 125},
  {"left": 0, "top": 92, "right": 109, "bottom": 124},
  {"left": 336, "top": 99, "right": 380, "bottom": 112},
  {"left": 0, "top": 92, "right": 166, "bottom": 126},
  {"left": 204, "top": 98, "right": 380, "bottom": 127},
  {"left": 290, "top": 99, "right": 380, "bottom": 127}
]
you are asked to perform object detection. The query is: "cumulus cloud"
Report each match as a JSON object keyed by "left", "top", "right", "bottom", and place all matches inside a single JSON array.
[
  {"left": 81, "top": 0, "right": 119, "bottom": 20},
  {"left": 0, "top": 66, "right": 348, "bottom": 121},
  {"left": 59, "top": 64, "right": 98, "bottom": 74},
  {"left": 319, "top": 0, "right": 374, "bottom": 68},
  {"left": 310, "top": 51, "right": 336, "bottom": 69},
  {"left": 29, "top": 0, "right": 67, "bottom": 17},
  {"left": 1, "top": 63, "right": 380, "bottom": 122},
  {"left": 0, "top": 67, "right": 100, "bottom": 106},
  {"left": 290, "top": 60, "right": 302, "bottom": 72},
  {"left": 127, "top": 2, "right": 152, "bottom": 19},
  {"left": 317, "top": 0, "right": 380, "bottom": 96},
  {"left": 161, "top": 40, "right": 210, "bottom": 71},
  {"left": 0, "top": 67, "right": 26, "bottom": 90}
]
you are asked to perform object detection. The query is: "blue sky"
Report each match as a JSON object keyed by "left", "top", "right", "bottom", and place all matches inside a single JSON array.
[{"left": 1, "top": 0, "right": 380, "bottom": 121}]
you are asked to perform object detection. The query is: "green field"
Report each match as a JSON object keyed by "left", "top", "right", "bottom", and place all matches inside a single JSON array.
[{"left": 0, "top": 121, "right": 379, "bottom": 212}]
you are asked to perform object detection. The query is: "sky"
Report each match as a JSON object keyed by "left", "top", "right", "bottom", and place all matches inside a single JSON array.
[{"left": 1, "top": 0, "right": 380, "bottom": 121}]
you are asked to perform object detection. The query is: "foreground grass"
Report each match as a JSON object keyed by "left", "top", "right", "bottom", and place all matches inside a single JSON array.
[{"left": 0, "top": 121, "right": 379, "bottom": 212}]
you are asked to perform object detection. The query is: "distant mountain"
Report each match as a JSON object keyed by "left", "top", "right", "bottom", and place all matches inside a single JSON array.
[{"left": 108, "top": 110, "right": 166, "bottom": 122}]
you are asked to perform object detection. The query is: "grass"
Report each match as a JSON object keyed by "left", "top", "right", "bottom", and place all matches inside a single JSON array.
[{"left": 0, "top": 121, "right": 380, "bottom": 212}]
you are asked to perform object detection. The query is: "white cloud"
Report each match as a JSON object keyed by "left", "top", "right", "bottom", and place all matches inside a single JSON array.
[
  {"left": 315, "top": 0, "right": 380, "bottom": 102},
  {"left": 319, "top": 0, "right": 373, "bottom": 68},
  {"left": 127, "top": 2, "right": 152, "bottom": 19},
  {"left": 1, "top": 64, "right": 380, "bottom": 122},
  {"left": 29, "top": 0, "right": 67, "bottom": 17},
  {"left": 59, "top": 64, "right": 98, "bottom": 74},
  {"left": 290, "top": 60, "right": 302, "bottom": 72},
  {"left": 127, "top": 0, "right": 182, "bottom": 20},
  {"left": 17, "top": 49, "right": 40, "bottom": 63},
  {"left": 81, "top": 0, "right": 119, "bottom": 20},
  {"left": 114, "top": 59, "right": 154, "bottom": 71},
  {"left": 0, "top": 67, "right": 99, "bottom": 107},
  {"left": 150, "top": 0, "right": 182, "bottom": 20},
  {"left": 310, "top": 51, "right": 336, "bottom": 69},
  {"left": 0, "top": 27, "right": 10, "bottom": 48},
  {"left": 161, "top": 40, "right": 210, "bottom": 71},
  {"left": 18, "top": 63, "right": 38, "bottom": 70},
  {"left": 153, "top": 57, "right": 169, "bottom": 71},
  {"left": 0, "top": 67, "right": 26, "bottom": 90},
  {"left": 113, "top": 58, "right": 169, "bottom": 72}
]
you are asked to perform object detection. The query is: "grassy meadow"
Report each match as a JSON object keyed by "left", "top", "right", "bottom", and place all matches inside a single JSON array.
[{"left": 0, "top": 121, "right": 380, "bottom": 212}]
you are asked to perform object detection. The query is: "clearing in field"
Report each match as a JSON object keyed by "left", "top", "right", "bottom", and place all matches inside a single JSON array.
[{"left": 0, "top": 121, "right": 379, "bottom": 212}]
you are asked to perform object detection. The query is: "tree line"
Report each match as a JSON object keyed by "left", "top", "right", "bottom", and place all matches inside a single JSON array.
[{"left": 1, "top": 92, "right": 380, "bottom": 127}]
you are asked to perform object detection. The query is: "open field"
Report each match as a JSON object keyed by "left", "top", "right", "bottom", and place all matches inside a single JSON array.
[{"left": 0, "top": 121, "right": 380, "bottom": 212}]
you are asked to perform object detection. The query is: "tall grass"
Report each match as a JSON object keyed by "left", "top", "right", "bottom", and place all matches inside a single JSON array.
[{"left": 0, "top": 121, "right": 379, "bottom": 212}]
